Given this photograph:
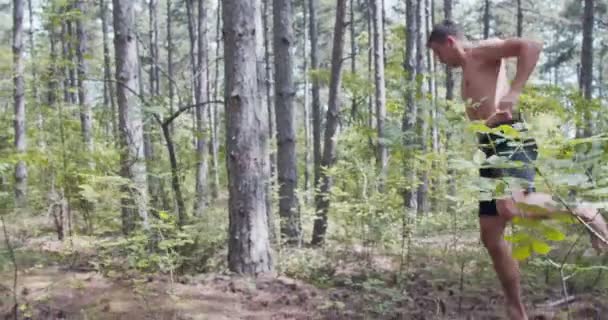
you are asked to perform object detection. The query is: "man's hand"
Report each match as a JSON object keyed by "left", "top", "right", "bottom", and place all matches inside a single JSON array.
[
  {"left": 498, "top": 91, "right": 520, "bottom": 112},
  {"left": 485, "top": 91, "right": 519, "bottom": 127}
]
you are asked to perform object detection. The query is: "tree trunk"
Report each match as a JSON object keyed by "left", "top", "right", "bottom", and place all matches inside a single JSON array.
[
  {"left": 260, "top": 0, "right": 276, "bottom": 242},
  {"left": 311, "top": 0, "right": 347, "bottom": 246},
  {"left": 160, "top": 120, "right": 186, "bottom": 226},
  {"left": 101, "top": 0, "right": 117, "bottom": 141},
  {"left": 371, "top": 0, "right": 387, "bottom": 190},
  {"left": 367, "top": 0, "right": 374, "bottom": 139},
  {"left": 150, "top": 0, "right": 160, "bottom": 96},
  {"left": 13, "top": 0, "right": 27, "bottom": 208},
  {"left": 273, "top": 0, "right": 301, "bottom": 245},
  {"left": 403, "top": 0, "right": 417, "bottom": 212},
  {"left": 443, "top": 0, "right": 455, "bottom": 212},
  {"left": 66, "top": 15, "right": 77, "bottom": 105},
  {"left": 47, "top": 9, "right": 59, "bottom": 110},
  {"left": 210, "top": 0, "right": 222, "bottom": 199},
  {"left": 223, "top": 0, "right": 273, "bottom": 274},
  {"left": 61, "top": 17, "right": 69, "bottom": 103},
  {"left": 303, "top": 0, "right": 311, "bottom": 203},
  {"left": 516, "top": 0, "right": 523, "bottom": 37},
  {"left": 427, "top": 0, "right": 439, "bottom": 213},
  {"left": 483, "top": 0, "right": 490, "bottom": 39},
  {"left": 76, "top": 0, "right": 93, "bottom": 156},
  {"left": 309, "top": 0, "right": 322, "bottom": 202},
  {"left": 349, "top": 0, "right": 357, "bottom": 121},
  {"left": 27, "top": 0, "right": 43, "bottom": 149},
  {"left": 113, "top": 0, "right": 150, "bottom": 234},
  {"left": 415, "top": 0, "right": 428, "bottom": 216},
  {"left": 166, "top": 0, "right": 175, "bottom": 136},
  {"left": 194, "top": 0, "right": 209, "bottom": 216},
  {"left": 580, "top": 0, "right": 594, "bottom": 137}
]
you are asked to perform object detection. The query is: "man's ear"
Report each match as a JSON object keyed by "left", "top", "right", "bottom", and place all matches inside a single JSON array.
[{"left": 446, "top": 36, "right": 456, "bottom": 47}]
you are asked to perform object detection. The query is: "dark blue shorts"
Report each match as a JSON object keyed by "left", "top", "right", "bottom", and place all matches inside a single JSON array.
[{"left": 477, "top": 122, "right": 538, "bottom": 216}]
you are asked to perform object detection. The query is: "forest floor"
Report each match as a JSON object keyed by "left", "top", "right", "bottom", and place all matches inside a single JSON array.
[{"left": 0, "top": 226, "right": 606, "bottom": 319}]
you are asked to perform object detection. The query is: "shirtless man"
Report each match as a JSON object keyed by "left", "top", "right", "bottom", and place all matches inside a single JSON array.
[{"left": 427, "top": 20, "right": 608, "bottom": 320}]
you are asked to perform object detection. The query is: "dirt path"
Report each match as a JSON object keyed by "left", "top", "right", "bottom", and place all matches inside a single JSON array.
[{"left": 0, "top": 267, "right": 326, "bottom": 320}]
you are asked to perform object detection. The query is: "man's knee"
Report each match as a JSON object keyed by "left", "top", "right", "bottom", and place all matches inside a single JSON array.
[{"left": 481, "top": 230, "right": 503, "bottom": 253}]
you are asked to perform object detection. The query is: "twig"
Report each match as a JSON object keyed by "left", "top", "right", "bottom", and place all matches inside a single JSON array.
[{"left": 1, "top": 216, "right": 18, "bottom": 320}]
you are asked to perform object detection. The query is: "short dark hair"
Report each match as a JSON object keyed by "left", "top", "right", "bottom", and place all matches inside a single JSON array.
[{"left": 427, "top": 19, "right": 464, "bottom": 46}]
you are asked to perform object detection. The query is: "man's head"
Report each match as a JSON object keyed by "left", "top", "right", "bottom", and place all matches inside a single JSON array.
[{"left": 427, "top": 20, "right": 466, "bottom": 67}]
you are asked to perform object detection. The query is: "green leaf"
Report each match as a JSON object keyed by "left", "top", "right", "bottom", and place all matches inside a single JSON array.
[
  {"left": 542, "top": 225, "right": 566, "bottom": 241},
  {"left": 531, "top": 240, "right": 551, "bottom": 255},
  {"left": 505, "top": 232, "right": 530, "bottom": 243},
  {"left": 512, "top": 244, "right": 531, "bottom": 261}
]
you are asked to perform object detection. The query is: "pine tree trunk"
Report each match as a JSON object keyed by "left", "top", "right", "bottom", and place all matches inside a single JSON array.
[
  {"left": 259, "top": 0, "right": 276, "bottom": 242},
  {"left": 349, "top": 0, "right": 357, "bottom": 121},
  {"left": 516, "top": 0, "right": 523, "bottom": 37},
  {"left": 443, "top": 0, "right": 455, "bottom": 212},
  {"left": 13, "top": 0, "right": 27, "bottom": 208},
  {"left": 66, "top": 15, "right": 77, "bottom": 105},
  {"left": 210, "top": 0, "right": 222, "bottom": 199},
  {"left": 60, "top": 16, "right": 69, "bottom": 103},
  {"left": 580, "top": 0, "right": 594, "bottom": 137},
  {"left": 371, "top": 0, "right": 387, "bottom": 190},
  {"left": 415, "top": 0, "right": 428, "bottom": 216},
  {"left": 403, "top": 0, "right": 417, "bottom": 212},
  {"left": 311, "top": 0, "right": 348, "bottom": 246},
  {"left": 309, "top": 0, "right": 322, "bottom": 202},
  {"left": 101, "top": 0, "right": 117, "bottom": 141},
  {"left": 273, "top": 0, "right": 301, "bottom": 245},
  {"left": 113, "top": 0, "right": 149, "bottom": 233},
  {"left": 194, "top": 0, "right": 209, "bottom": 216},
  {"left": 302, "top": 0, "right": 311, "bottom": 203},
  {"left": 75, "top": 0, "right": 93, "bottom": 156},
  {"left": 27, "top": 0, "right": 43, "bottom": 149},
  {"left": 366, "top": 2, "right": 374, "bottom": 134},
  {"left": 223, "top": 0, "right": 273, "bottom": 274},
  {"left": 47, "top": 10, "right": 59, "bottom": 110},
  {"left": 427, "top": 0, "right": 439, "bottom": 213},
  {"left": 483, "top": 0, "right": 490, "bottom": 39}
]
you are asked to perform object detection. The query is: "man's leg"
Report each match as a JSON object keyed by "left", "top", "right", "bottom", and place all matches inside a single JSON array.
[{"left": 480, "top": 214, "right": 528, "bottom": 320}]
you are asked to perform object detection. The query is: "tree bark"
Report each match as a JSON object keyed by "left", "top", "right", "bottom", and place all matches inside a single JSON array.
[
  {"left": 516, "top": 0, "right": 523, "bottom": 37},
  {"left": 101, "top": 0, "right": 117, "bottom": 141},
  {"left": 580, "top": 0, "right": 594, "bottom": 137},
  {"left": 349, "top": 0, "right": 357, "bottom": 121},
  {"left": 311, "top": 0, "right": 348, "bottom": 246},
  {"left": 75, "top": 0, "right": 93, "bottom": 156},
  {"left": 27, "top": 0, "right": 43, "bottom": 149},
  {"left": 210, "top": 0, "right": 222, "bottom": 199},
  {"left": 427, "top": 0, "right": 439, "bottom": 213},
  {"left": 309, "top": 0, "right": 322, "bottom": 202},
  {"left": 223, "top": 0, "right": 273, "bottom": 274},
  {"left": 113, "top": 0, "right": 150, "bottom": 233},
  {"left": 443, "top": 0, "right": 455, "bottom": 212},
  {"left": 303, "top": 0, "right": 311, "bottom": 203},
  {"left": 415, "top": 0, "right": 428, "bottom": 216},
  {"left": 159, "top": 119, "right": 186, "bottom": 226},
  {"left": 260, "top": 0, "right": 276, "bottom": 242},
  {"left": 194, "top": 0, "right": 209, "bottom": 216},
  {"left": 66, "top": 13, "right": 77, "bottom": 105},
  {"left": 483, "top": 0, "right": 490, "bottom": 39},
  {"left": 371, "top": 0, "right": 387, "bottom": 190},
  {"left": 13, "top": 0, "right": 27, "bottom": 208},
  {"left": 403, "top": 0, "right": 417, "bottom": 212},
  {"left": 166, "top": 0, "right": 175, "bottom": 136},
  {"left": 273, "top": 0, "right": 301, "bottom": 245}
]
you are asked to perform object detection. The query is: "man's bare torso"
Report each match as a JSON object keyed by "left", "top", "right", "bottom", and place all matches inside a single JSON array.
[{"left": 461, "top": 44, "right": 511, "bottom": 122}]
